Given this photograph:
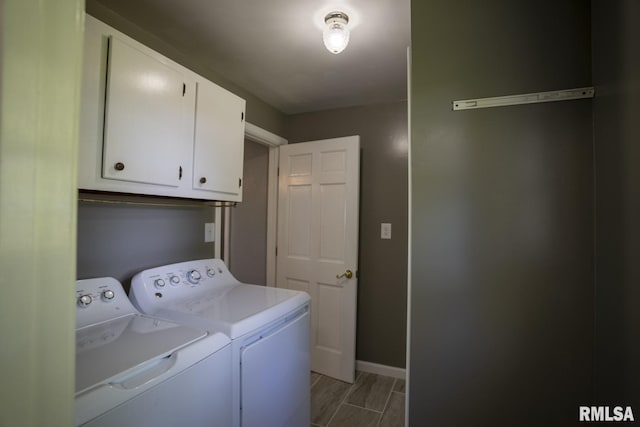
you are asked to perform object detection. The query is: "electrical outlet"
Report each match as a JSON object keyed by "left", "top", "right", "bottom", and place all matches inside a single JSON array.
[
  {"left": 381, "top": 223, "right": 392, "bottom": 239},
  {"left": 204, "top": 223, "right": 215, "bottom": 242}
]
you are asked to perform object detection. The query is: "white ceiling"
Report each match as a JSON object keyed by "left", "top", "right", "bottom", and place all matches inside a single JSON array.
[{"left": 92, "top": 0, "right": 411, "bottom": 115}]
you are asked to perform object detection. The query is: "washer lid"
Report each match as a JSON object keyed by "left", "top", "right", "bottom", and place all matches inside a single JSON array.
[
  {"left": 75, "top": 313, "right": 207, "bottom": 394},
  {"left": 160, "top": 284, "right": 310, "bottom": 339}
]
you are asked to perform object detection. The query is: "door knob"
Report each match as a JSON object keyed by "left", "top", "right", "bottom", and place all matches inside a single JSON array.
[{"left": 336, "top": 269, "right": 353, "bottom": 279}]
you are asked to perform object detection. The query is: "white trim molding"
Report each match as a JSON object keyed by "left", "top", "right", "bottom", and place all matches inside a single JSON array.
[
  {"left": 356, "top": 360, "right": 406, "bottom": 379},
  {"left": 243, "top": 122, "right": 287, "bottom": 287},
  {"left": 245, "top": 122, "right": 288, "bottom": 147},
  {"left": 215, "top": 208, "right": 223, "bottom": 260},
  {"left": 405, "top": 46, "right": 412, "bottom": 427},
  {"left": 265, "top": 148, "right": 280, "bottom": 287}
]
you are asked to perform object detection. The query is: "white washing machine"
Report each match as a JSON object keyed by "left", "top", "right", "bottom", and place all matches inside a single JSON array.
[
  {"left": 129, "top": 259, "right": 311, "bottom": 427},
  {"left": 75, "top": 277, "right": 232, "bottom": 427}
]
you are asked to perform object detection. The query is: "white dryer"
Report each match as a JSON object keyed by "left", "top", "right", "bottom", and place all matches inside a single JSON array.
[
  {"left": 129, "top": 259, "right": 311, "bottom": 427},
  {"left": 75, "top": 277, "right": 232, "bottom": 427}
]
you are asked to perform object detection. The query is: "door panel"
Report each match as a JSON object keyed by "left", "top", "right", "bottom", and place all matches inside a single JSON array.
[
  {"left": 319, "top": 184, "right": 346, "bottom": 261},
  {"left": 317, "top": 283, "right": 342, "bottom": 351},
  {"left": 277, "top": 136, "right": 360, "bottom": 382},
  {"left": 287, "top": 186, "right": 313, "bottom": 258},
  {"left": 102, "top": 36, "right": 188, "bottom": 187},
  {"left": 192, "top": 79, "right": 246, "bottom": 198}
]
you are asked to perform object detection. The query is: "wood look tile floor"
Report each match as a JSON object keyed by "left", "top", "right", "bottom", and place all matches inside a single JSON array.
[{"left": 310, "top": 371, "right": 405, "bottom": 427}]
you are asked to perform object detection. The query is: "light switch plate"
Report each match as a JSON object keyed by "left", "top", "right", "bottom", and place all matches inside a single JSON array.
[
  {"left": 204, "top": 223, "right": 215, "bottom": 242},
  {"left": 381, "top": 223, "right": 392, "bottom": 239}
]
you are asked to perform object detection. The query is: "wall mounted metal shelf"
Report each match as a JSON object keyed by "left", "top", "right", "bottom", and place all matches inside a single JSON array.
[{"left": 452, "top": 87, "right": 594, "bottom": 111}]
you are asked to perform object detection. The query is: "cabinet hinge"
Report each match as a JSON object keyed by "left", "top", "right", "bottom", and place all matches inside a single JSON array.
[
  {"left": 239, "top": 178, "right": 242, "bottom": 187},
  {"left": 178, "top": 166, "right": 183, "bottom": 180},
  {"left": 182, "top": 83, "right": 186, "bottom": 96}
]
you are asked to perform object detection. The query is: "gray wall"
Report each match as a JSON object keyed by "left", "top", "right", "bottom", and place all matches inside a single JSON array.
[
  {"left": 229, "top": 140, "right": 269, "bottom": 284},
  {"left": 592, "top": 0, "right": 640, "bottom": 408},
  {"left": 288, "top": 101, "right": 408, "bottom": 368},
  {"left": 85, "top": 0, "right": 287, "bottom": 136},
  {"left": 409, "top": 1, "right": 593, "bottom": 425},
  {"left": 77, "top": 194, "right": 215, "bottom": 290}
]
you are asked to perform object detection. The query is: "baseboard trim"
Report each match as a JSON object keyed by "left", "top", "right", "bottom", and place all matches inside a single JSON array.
[{"left": 356, "top": 360, "right": 406, "bottom": 379}]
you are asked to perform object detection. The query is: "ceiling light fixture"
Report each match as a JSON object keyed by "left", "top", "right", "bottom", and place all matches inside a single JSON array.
[{"left": 323, "top": 11, "right": 350, "bottom": 54}]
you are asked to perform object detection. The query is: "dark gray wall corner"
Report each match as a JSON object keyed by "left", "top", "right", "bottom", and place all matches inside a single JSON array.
[
  {"left": 288, "top": 101, "right": 409, "bottom": 368},
  {"left": 409, "top": 1, "right": 593, "bottom": 425},
  {"left": 592, "top": 0, "right": 640, "bottom": 409},
  {"left": 228, "top": 140, "right": 269, "bottom": 285}
]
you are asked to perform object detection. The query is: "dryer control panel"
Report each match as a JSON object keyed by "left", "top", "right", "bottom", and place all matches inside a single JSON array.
[
  {"left": 76, "top": 277, "right": 137, "bottom": 328},
  {"left": 129, "top": 259, "right": 240, "bottom": 315}
]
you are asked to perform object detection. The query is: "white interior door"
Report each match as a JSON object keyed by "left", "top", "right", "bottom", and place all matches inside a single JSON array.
[{"left": 276, "top": 136, "right": 360, "bottom": 383}]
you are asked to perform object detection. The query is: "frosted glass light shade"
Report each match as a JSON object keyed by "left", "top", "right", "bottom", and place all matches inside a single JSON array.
[{"left": 323, "top": 12, "right": 350, "bottom": 54}]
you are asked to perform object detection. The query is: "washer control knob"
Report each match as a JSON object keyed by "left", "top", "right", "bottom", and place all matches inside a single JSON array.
[
  {"left": 101, "top": 290, "right": 115, "bottom": 302},
  {"left": 170, "top": 275, "right": 181, "bottom": 285},
  {"left": 187, "top": 269, "right": 202, "bottom": 284},
  {"left": 206, "top": 267, "right": 215, "bottom": 278},
  {"left": 154, "top": 279, "right": 166, "bottom": 289},
  {"left": 77, "top": 294, "right": 92, "bottom": 308}
]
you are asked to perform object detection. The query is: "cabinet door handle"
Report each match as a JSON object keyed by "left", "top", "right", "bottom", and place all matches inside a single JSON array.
[
  {"left": 114, "top": 162, "right": 125, "bottom": 171},
  {"left": 178, "top": 166, "right": 182, "bottom": 180},
  {"left": 200, "top": 177, "right": 207, "bottom": 184}
]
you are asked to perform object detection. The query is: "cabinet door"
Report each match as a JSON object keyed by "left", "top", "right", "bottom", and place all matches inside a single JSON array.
[
  {"left": 102, "top": 36, "right": 189, "bottom": 187},
  {"left": 192, "top": 79, "right": 246, "bottom": 200}
]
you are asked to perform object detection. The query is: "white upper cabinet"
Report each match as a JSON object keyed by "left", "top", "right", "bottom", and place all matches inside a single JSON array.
[
  {"left": 103, "top": 36, "right": 190, "bottom": 187},
  {"left": 193, "top": 78, "right": 246, "bottom": 198},
  {"left": 79, "top": 15, "right": 245, "bottom": 201}
]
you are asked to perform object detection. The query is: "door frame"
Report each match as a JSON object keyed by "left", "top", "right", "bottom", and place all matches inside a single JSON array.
[{"left": 223, "top": 122, "right": 287, "bottom": 286}]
